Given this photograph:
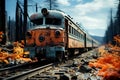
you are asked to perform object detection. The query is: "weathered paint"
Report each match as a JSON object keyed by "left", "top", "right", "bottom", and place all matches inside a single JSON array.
[
  {"left": 68, "top": 37, "right": 84, "bottom": 48},
  {"left": 26, "top": 28, "right": 65, "bottom": 47}
]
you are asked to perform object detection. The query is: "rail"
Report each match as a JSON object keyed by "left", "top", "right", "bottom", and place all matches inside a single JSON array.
[
  {"left": 0, "top": 62, "right": 30, "bottom": 72},
  {"left": 1, "top": 63, "right": 53, "bottom": 80}
]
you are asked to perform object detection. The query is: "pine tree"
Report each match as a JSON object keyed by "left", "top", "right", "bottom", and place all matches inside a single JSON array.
[
  {"left": 104, "top": 9, "right": 114, "bottom": 44},
  {"left": 115, "top": 0, "right": 120, "bottom": 35},
  {"left": 44, "top": 0, "right": 58, "bottom": 10},
  {"left": 104, "top": 0, "right": 120, "bottom": 44}
]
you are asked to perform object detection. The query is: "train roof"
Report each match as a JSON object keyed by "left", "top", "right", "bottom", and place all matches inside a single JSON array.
[
  {"left": 30, "top": 9, "right": 87, "bottom": 33},
  {"left": 30, "top": 9, "right": 69, "bottom": 20}
]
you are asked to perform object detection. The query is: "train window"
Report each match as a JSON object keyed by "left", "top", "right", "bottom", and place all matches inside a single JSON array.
[
  {"left": 80, "top": 33, "right": 82, "bottom": 39},
  {"left": 69, "top": 25, "right": 71, "bottom": 33},
  {"left": 31, "top": 18, "right": 43, "bottom": 25},
  {"left": 78, "top": 32, "right": 79, "bottom": 37},
  {"left": 45, "top": 18, "right": 61, "bottom": 25},
  {"left": 73, "top": 29, "right": 75, "bottom": 35},
  {"left": 73, "top": 28, "right": 75, "bottom": 35},
  {"left": 79, "top": 34, "right": 81, "bottom": 38},
  {"left": 75, "top": 30, "right": 77, "bottom": 36},
  {"left": 78, "top": 33, "right": 80, "bottom": 38},
  {"left": 76, "top": 31, "right": 78, "bottom": 36},
  {"left": 72, "top": 27, "right": 74, "bottom": 34},
  {"left": 81, "top": 35, "right": 84, "bottom": 39},
  {"left": 74, "top": 29, "right": 75, "bottom": 35},
  {"left": 77, "top": 31, "right": 79, "bottom": 37},
  {"left": 75, "top": 29, "right": 77, "bottom": 36}
]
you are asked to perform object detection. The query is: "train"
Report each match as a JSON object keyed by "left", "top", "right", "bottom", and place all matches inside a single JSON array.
[{"left": 25, "top": 8, "right": 99, "bottom": 61}]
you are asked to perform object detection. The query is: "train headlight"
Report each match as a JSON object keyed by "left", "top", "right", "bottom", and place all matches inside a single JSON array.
[
  {"left": 41, "top": 8, "right": 49, "bottom": 16},
  {"left": 39, "top": 36, "right": 45, "bottom": 42},
  {"left": 55, "top": 30, "right": 61, "bottom": 38}
]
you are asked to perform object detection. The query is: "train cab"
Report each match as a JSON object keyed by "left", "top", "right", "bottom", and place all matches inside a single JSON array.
[{"left": 26, "top": 8, "right": 67, "bottom": 61}]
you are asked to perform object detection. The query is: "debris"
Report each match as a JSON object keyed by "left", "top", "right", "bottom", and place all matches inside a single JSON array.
[{"left": 79, "top": 65, "right": 92, "bottom": 73}]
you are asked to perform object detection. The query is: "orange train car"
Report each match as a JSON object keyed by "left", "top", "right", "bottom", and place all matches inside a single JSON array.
[{"left": 26, "top": 8, "right": 99, "bottom": 61}]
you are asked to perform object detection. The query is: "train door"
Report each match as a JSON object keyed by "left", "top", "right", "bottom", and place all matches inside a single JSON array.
[
  {"left": 84, "top": 33, "right": 88, "bottom": 51},
  {"left": 64, "top": 19, "right": 69, "bottom": 59},
  {"left": 84, "top": 33, "right": 86, "bottom": 48},
  {"left": 65, "top": 19, "right": 68, "bottom": 48}
]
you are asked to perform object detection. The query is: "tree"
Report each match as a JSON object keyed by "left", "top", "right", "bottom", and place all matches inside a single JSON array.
[
  {"left": 44, "top": 0, "right": 58, "bottom": 10},
  {"left": 104, "top": 0, "right": 120, "bottom": 44},
  {"left": 16, "top": 0, "right": 23, "bottom": 41},
  {"left": 103, "top": 9, "right": 114, "bottom": 44},
  {"left": 8, "top": 17, "right": 16, "bottom": 42},
  {"left": 115, "top": 0, "right": 120, "bottom": 34}
]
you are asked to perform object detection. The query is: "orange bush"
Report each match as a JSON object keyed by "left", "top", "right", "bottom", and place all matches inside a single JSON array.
[
  {"left": 89, "top": 53, "right": 120, "bottom": 79},
  {"left": 89, "top": 35, "right": 120, "bottom": 80},
  {"left": 0, "top": 41, "right": 32, "bottom": 64}
]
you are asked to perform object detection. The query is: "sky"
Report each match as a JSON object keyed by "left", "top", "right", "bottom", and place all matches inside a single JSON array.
[{"left": 6, "top": 0, "right": 118, "bottom": 37}]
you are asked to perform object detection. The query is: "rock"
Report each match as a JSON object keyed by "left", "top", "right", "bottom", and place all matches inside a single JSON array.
[
  {"left": 60, "top": 74, "right": 71, "bottom": 80},
  {"left": 71, "top": 75, "right": 77, "bottom": 80},
  {"left": 79, "top": 65, "right": 92, "bottom": 73},
  {"left": 81, "top": 59, "right": 89, "bottom": 65}
]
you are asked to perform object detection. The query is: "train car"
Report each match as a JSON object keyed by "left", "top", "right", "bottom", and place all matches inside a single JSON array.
[
  {"left": 85, "top": 34, "right": 92, "bottom": 48},
  {"left": 92, "top": 39, "right": 100, "bottom": 48},
  {"left": 25, "top": 8, "right": 99, "bottom": 61},
  {"left": 85, "top": 34, "right": 99, "bottom": 50}
]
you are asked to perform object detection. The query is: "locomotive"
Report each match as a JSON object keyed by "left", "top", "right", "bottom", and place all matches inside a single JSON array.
[{"left": 25, "top": 8, "right": 99, "bottom": 61}]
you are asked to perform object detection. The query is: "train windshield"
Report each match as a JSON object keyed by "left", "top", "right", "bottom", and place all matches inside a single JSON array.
[
  {"left": 45, "top": 18, "right": 61, "bottom": 25},
  {"left": 31, "top": 18, "right": 43, "bottom": 25}
]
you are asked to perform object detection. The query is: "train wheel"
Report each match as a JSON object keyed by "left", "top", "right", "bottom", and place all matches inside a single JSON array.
[
  {"left": 56, "top": 51, "right": 64, "bottom": 62},
  {"left": 68, "top": 49, "right": 74, "bottom": 58},
  {"left": 35, "top": 52, "right": 41, "bottom": 62},
  {"left": 35, "top": 47, "right": 43, "bottom": 62},
  {"left": 64, "top": 51, "right": 69, "bottom": 60}
]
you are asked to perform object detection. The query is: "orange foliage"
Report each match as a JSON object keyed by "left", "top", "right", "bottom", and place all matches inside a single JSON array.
[
  {"left": 0, "top": 41, "right": 32, "bottom": 64},
  {"left": 114, "top": 35, "right": 120, "bottom": 46},
  {"left": 89, "top": 35, "right": 120, "bottom": 80},
  {"left": 89, "top": 53, "right": 120, "bottom": 79},
  {"left": 0, "top": 31, "right": 4, "bottom": 42},
  {"left": 97, "top": 46, "right": 106, "bottom": 56}
]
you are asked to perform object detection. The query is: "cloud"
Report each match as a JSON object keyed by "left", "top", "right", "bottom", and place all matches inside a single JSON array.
[
  {"left": 57, "top": 0, "right": 70, "bottom": 6},
  {"left": 72, "top": 0, "right": 83, "bottom": 2},
  {"left": 78, "top": 16, "right": 107, "bottom": 29},
  {"left": 75, "top": 0, "right": 116, "bottom": 15},
  {"left": 88, "top": 29, "right": 106, "bottom": 37},
  {"left": 76, "top": 0, "right": 83, "bottom": 2},
  {"left": 59, "top": 0, "right": 116, "bottom": 36},
  {"left": 6, "top": 0, "right": 117, "bottom": 37},
  {"left": 27, "top": 0, "right": 117, "bottom": 37}
]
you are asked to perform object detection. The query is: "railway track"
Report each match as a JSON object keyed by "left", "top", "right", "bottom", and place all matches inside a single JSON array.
[
  {"left": 0, "top": 49, "right": 103, "bottom": 80},
  {"left": 25, "top": 49, "right": 102, "bottom": 80},
  {"left": 0, "top": 63, "right": 53, "bottom": 80},
  {"left": 0, "top": 62, "right": 32, "bottom": 72},
  {"left": 0, "top": 59, "right": 53, "bottom": 80}
]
